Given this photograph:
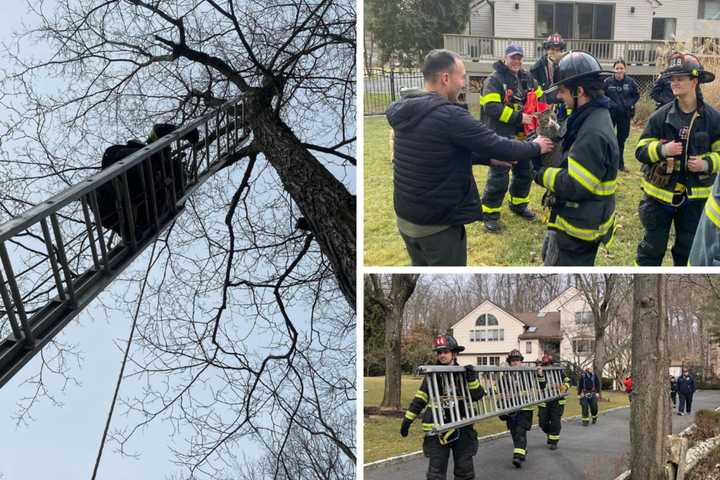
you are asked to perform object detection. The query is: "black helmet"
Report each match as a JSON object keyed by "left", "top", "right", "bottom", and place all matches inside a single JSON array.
[
  {"left": 432, "top": 334, "right": 465, "bottom": 353},
  {"left": 543, "top": 33, "right": 566, "bottom": 50},
  {"left": 506, "top": 349, "right": 524, "bottom": 364},
  {"left": 545, "top": 50, "right": 613, "bottom": 93},
  {"left": 661, "top": 53, "right": 715, "bottom": 84}
]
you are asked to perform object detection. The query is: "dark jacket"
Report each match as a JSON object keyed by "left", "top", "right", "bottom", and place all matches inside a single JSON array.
[
  {"left": 536, "top": 101, "right": 618, "bottom": 244},
  {"left": 387, "top": 91, "right": 541, "bottom": 226},
  {"left": 604, "top": 75, "right": 640, "bottom": 118},
  {"left": 481, "top": 60, "right": 542, "bottom": 138},
  {"left": 651, "top": 76, "right": 675, "bottom": 109},
  {"left": 670, "top": 378, "right": 678, "bottom": 393},
  {"left": 677, "top": 374, "right": 696, "bottom": 396},
  {"left": 635, "top": 99, "right": 720, "bottom": 204},
  {"left": 689, "top": 171, "right": 720, "bottom": 265},
  {"left": 577, "top": 371, "right": 601, "bottom": 395},
  {"left": 404, "top": 362, "right": 485, "bottom": 433},
  {"left": 530, "top": 55, "right": 559, "bottom": 104}
]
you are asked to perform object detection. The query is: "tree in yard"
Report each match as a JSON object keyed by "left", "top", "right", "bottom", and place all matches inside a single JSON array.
[
  {"left": 574, "top": 274, "right": 632, "bottom": 393},
  {"left": 364, "top": 274, "right": 419, "bottom": 411},
  {"left": 0, "top": 1, "right": 355, "bottom": 478},
  {"left": 630, "top": 274, "right": 671, "bottom": 480},
  {"left": 365, "top": 0, "right": 471, "bottom": 65}
]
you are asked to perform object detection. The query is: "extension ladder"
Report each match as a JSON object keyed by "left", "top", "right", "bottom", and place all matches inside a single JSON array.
[
  {"left": 417, "top": 365, "right": 569, "bottom": 434},
  {"left": 0, "top": 97, "right": 250, "bottom": 388}
]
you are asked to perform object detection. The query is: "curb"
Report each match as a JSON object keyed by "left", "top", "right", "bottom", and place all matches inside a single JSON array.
[{"left": 364, "top": 404, "right": 630, "bottom": 471}]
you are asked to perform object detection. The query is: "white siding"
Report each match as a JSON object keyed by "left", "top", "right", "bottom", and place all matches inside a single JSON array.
[
  {"left": 469, "top": 1, "right": 494, "bottom": 36},
  {"left": 652, "top": 1, "right": 720, "bottom": 43},
  {"left": 494, "top": 0, "right": 535, "bottom": 39},
  {"left": 452, "top": 301, "right": 527, "bottom": 366}
]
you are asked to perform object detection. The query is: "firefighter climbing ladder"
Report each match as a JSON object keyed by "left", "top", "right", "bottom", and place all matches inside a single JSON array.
[
  {"left": 0, "top": 96, "right": 249, "bottom": 388},
  {"left": 418, "top": 365, "right": 569, "bottom": 435}
]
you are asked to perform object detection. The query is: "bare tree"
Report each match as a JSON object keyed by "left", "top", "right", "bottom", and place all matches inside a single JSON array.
[
  {"left": 630, "top": 274, "right": 670, "bottom": 480},
  {"left": 0, "top": 1, "right": 355, "bottom": 478},
  {"left": 364, "top": 274, "right": 419, "bottom": 411}
]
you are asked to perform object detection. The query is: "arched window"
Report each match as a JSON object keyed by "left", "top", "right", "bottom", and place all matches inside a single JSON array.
[{"left": 476, "top": 313, "right": 498, "bottom": 326}]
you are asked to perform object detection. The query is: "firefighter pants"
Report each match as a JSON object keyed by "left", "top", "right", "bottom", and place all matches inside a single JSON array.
[
  {"left": 580, "top": 395, "right": 598, "bottom": 423},
  {"left": 671, "top": 391, "right": 677, "bottom": 407},
  {"left": 538, "top": 401, "right": 564, "bottom": 445},
  {"left": 505, "top": 410, "right": 533, "bottom": 457},
  {"left": 423, "top": 426, "right": 478, "bottom": 480},
  {"left": 678, "top": 392, "right": 693, "bottom": 414},
  {"left": 636, "top": 195, "right": 705, "bottom": 266},
  {"left": 400, "top": 225, "right": 467, "bottom": 267},
  {"left": 611, "top": 113, "right": 631, "bottom": 170},
  {"left": 542, "top": 229, "right": 599, "bottom": 266},
  {"left": 481, "top": 160, "right": 532, "bottom": 219}
]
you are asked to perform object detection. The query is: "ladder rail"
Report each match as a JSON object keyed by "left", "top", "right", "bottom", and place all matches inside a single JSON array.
[
  {"left": 418, "top": 365, "right": 570, "bottom": 435},
  {"left": 0, "top": 96, "right": 250, "bottom": 389}
]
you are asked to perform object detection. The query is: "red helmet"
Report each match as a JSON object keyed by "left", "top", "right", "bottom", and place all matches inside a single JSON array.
[
  {"left": 541, "top": 352, "right": 554, "bottom": 366},
  {"left": 432, "top": 335, "right": 465, "bottom": 353},
  {"left": 543, "top": 33, "right": 566, "bottom": 50}
]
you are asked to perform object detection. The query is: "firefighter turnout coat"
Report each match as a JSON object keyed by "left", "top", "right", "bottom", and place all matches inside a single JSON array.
[
  {"left": 635, "top": 99, "right": 720, "bottom": 205},
  {"left": 689, "top": 172, "right": 720, "bottom": 265},
  {"left": 535, "top": 105, "right": 619, "bottom": 245}
]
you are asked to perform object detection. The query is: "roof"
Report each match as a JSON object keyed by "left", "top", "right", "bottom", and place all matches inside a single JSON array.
[{"left": 516, "top": 312, "right": 562, "bottom": 340}]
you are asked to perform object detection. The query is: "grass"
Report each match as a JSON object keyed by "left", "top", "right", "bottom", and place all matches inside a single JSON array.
[
  {"left": 363, "top": 115, "right": 675, "bottom": 266},
  {"left": 363, "top": 375, "right": 630, "bottom": 464}
]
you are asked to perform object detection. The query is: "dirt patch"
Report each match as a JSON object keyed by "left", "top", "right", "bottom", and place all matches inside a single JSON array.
[
  {"left": 687, "top": 444, "right": 720, "bottom": 480},
  {"left": 685, "top": 410, "right": 720, "bottom": 448},
  {"left": 364, "top": 406, "right": 404, "bottom": 417}
]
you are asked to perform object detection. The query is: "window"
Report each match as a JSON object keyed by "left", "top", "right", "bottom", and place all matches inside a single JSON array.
[
  {"left": 477, "top": 356, "right": 500, "bottom": 366},
  {"left": 477, "top": 356, "right": 488, "bottom": 366},
  {"left": 652, "top": 18, "right": 677, "bottom": 40},
  {"left": 489, "top": 356, "right": 500, "bottom": 366},
  {"left": 487, "top": 329, "right": 498, "bottom": 342},
  {"left": 699, "top": 0, "right": 720, "bottom": 20},
  {"left": 471, "top": 328, "right": 503, "bottom": 342},
  {"left": 526, "top": 341, "right": 532, "bottom": 354},
  {"left": 573, "top": 339, "right": 594, "bottom": 354},
  {"left": 575, "top": 311, "right": 594, "bottom": 324},
  {"left": 536, "top": 2, "right": 614, "bottom": 40},
  {"left": 476, "top": 314, "right": 498, "bottom": 326}
]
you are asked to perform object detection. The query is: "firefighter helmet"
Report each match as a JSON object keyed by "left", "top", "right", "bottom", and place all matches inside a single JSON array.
[
  {"left": 543, "top": 33, "right": 566, "bottom": 50},
  {"left": 432, "top": 335, "right": 465, "bottom": 353},
  {"left": 661, "top": 53, "right": 715, "bottom": 84},
  {"left": 545, "top": 50, "right": 613, "bottom": 93},
  {"left": 506, "top": 349, "right": 524, "bottom": 364}
]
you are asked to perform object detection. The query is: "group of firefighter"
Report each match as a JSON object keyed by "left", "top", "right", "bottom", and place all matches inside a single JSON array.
[
  {"left": 400, "top": 335, "right": 601, "bottom": 479},
  {"left": 389, "top": 34, "right": 720, "bottom": 266}
]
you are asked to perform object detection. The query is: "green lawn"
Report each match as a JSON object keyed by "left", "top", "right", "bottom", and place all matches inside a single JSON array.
[
  {"left": 363, "top": 375, "right": 630, "bottom": 464},
  {"left": 363, "top": 116, "right": 673, "bottom": 266}
]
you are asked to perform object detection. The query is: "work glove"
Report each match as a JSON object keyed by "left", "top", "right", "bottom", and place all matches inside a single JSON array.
[
  {"left": 465, "top": 364, "right": 478, "bottom": 382},
  {"left": 400, "top": 418, "right": 412, "bottom": 437},
  {"left": 646, "top": 160, "right": 673, "bottom": 188}
]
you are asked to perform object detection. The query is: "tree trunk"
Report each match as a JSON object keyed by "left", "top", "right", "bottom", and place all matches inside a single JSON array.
[
  {"left": 248, "top": 91, "right": 356, "bottom": 309},
  {"left": 631, "top": 274, "right": 670, "bottom": 480},
  {"left": 380, "top": 275, "right": 419, "bottom": 410}
]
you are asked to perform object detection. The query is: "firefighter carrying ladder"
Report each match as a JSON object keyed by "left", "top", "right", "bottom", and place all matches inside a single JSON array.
[
  {"left": 418, "top": 365, "right": 569, "bottom": 435},
  {"left": 0, "top": 96, "right": 249, "bottom": 389}
]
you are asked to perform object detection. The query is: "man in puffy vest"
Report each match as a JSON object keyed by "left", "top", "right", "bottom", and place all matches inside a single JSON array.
[
  {"left": 387, "top": 49, "right": 553, "bottom": 266},
  {"left": 577, "top": 366, "right": 600, "bottom": 426},
  {"left": 677, "top": 368, "right": 696, "bottom": 416},
  {"left": 533, "top": 50, "right": 619, "bottom": 265},
  {"left": 604, "top": 59, "right": 640, "bottom": 172},
  {"left": 400, "top": 335, "right": 485, "bottom": 480},
  {"left": 537, "top": 352, "right": 570, "bottom": 450},
  {"left": 498, "top": 349, "right": 535, "bottom": 468},
  {"left": 634, "top": 53, "right": 720, "bottom": 266},
  {"left": 480, "top": 44, "right": 545, "bottom": 233}
]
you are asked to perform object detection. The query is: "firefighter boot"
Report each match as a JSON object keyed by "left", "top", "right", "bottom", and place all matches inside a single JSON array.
[
  {"left": 592, "top": 416, "right": 598, "bottom": 425},
  {"left": 509, "top": 204, "right": 537, "bottom": 221},
  {"left": 484, "top": 218, "right": 503, "bottom": 233},
  {"left": 512, "top": 454, "right": 523, "bottom": 469}
]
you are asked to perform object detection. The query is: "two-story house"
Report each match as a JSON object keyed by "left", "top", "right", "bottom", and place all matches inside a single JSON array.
[{"left": 450, "top": 287, "right": 597, "bottom": 368}]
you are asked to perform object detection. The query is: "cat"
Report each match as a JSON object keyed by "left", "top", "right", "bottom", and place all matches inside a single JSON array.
[{"left": 534, "top": 108, "right": 564, "bottom": 168}]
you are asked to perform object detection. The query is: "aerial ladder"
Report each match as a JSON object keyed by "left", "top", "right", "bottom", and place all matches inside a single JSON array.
[{"left": 0, "top": 97, "right": 249, "bottom": 388}]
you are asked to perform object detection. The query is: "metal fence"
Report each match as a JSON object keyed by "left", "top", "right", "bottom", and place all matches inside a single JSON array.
[{"left": 364, "top": 68, "right": 424, "bottom": 116}]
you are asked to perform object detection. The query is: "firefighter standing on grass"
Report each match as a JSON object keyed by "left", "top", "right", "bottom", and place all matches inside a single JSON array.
[
  {"left": 577, "top": 366, "right": 601, "bottom": 426},
  {"left": 634, "top": 53, "right": 720, "bottom": 266},
  {"left": 400, "top": 335, "right": 485, "bottom": 480},
  {"left": 537, "top": 352, "right": 570, "bottom": 450},
  {"left": 532, "top": 50, "right": 619, "bottom": 266},
  {"left": 498, "top": 349, "right": 535, "bottom": 468},
  {"left": 480, "top": 44, "right": 544, "bottom": 233}
]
